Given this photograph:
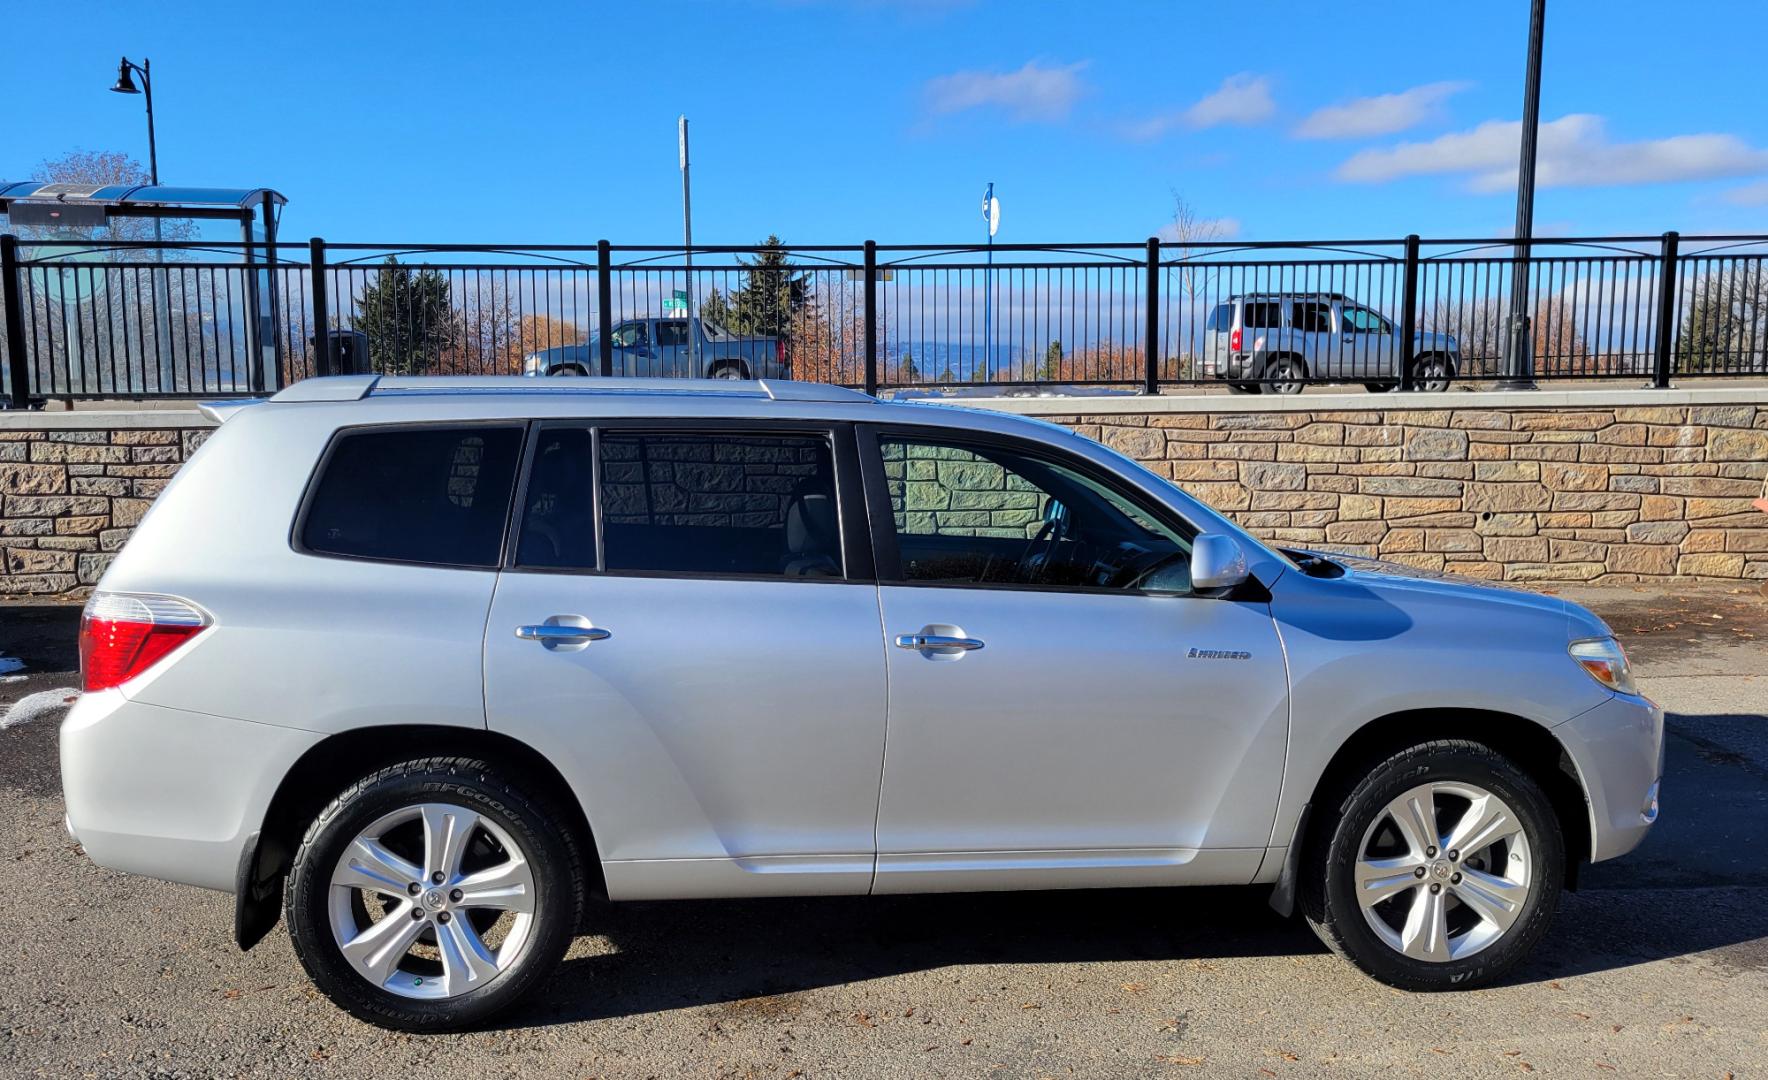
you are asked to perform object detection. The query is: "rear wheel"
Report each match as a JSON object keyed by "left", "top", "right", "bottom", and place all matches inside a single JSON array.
[
  {"left": 285, "top": 757, "right": 584, "bottom": 1031},
  {"left": 1265, "top": 356, "right": 1307, "bottom": 395},
  {"left": 708, "top": 359, "right": 749, "bottom": 380},
  {"left": 1301, "top": 739, "right": 1564, "bottom": 991}
]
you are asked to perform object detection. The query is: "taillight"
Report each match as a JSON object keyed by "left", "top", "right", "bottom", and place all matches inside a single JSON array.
[
  {"left": 775, "top": 338, "right": 786, "bottom": 366},
  {"left": 79, "top": 592, "right": 209, "bottom": 692},
  {"left": 1229, "top": 326, "right": 1243, "bottom": 353}
]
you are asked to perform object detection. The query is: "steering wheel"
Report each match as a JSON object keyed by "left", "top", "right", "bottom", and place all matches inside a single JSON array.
[{"left": 1015, "top": 514, "right": 1066, "bottom": 584}]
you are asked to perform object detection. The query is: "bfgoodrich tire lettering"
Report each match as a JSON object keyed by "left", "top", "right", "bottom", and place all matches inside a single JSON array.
[
  {"left": 1300, "top": 738, "right": 1565, "bottom": 991},
  {"left": 284, "top": 756, "right": 584, "bottom": 1031}
]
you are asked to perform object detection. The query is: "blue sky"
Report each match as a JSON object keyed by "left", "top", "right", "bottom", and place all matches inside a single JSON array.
[{"left": 4, "top": 0, "right": 1767, "bottom": 245}]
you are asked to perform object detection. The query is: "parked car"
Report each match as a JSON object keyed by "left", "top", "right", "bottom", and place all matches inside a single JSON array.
[
  {"left": 1203, "top": 293, "right": 1460, "bottom": 394},
  {"left": 64, "top": 375, "right": 1660, "bottom": 1031},
  {"left": 521, "top": 317, "right": 787, "bottom": 380}
]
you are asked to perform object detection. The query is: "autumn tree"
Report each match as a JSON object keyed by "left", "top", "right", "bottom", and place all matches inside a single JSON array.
[{"left": 1678, "top": 266, "right": 1766, "bottom": 374}]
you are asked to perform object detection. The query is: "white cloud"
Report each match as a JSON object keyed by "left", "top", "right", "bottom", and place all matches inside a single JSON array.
[
  {"left": 1293, "top": 81, "right": 1470, "bottom": 140},
  {"left": 1723, "top": 180, "right": 1768, "bottom": 205},
  {"left": 1125, "top": 73, "right": 1275, "bottom": 139},
  {"left": 1158, "top": 216, "right": 1240, "bottom": 243},
  {"left": 1337, "top": 114, "right": 1768, "bottom": 191},
  {"left": 923, "top": 61, "right": 1088, "bottom": 123}
]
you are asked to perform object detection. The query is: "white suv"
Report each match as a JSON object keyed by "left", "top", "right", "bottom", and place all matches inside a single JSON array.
[{"left": 63, "top": 375, "right": 1661, "bottom": 1030}]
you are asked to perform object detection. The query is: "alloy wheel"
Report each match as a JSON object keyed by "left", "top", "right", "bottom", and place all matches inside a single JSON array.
[
  {"left": 327, "top": 802, "right": 537, "bottom": 1000},
  {"left": 1352, "top": 781, "right": 1532, "bottom": 963}
]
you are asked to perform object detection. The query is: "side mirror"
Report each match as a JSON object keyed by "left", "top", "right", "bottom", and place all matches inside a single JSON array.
[{"left": 1190, "top": 533, "right": 1249, "bottom": 591}]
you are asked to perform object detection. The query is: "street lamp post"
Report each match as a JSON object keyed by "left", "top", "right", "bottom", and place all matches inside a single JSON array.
[
  {"left": 1498, "top": 0, "right": 1545, "bottom": 391},
  {"left": 109, "top": 58, "right": 158, "bottom": 185},
  {"left": 110, "top": 56, "right": 172, "bottom": 387}
]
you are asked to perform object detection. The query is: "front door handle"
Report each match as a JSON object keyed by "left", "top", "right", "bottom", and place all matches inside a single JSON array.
[
  {"left": 516, "top": 623, "right": 612, "bottom": 645},
  {"left": 894, "top": 633, "right": 984, "bottom": 651}
]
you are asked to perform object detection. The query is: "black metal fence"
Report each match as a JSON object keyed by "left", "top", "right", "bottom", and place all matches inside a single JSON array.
[{"left": 4, "top": 231, "right": 1767, "bottom": 407}]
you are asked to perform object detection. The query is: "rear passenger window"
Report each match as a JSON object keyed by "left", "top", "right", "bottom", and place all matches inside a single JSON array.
[
  {"left": 301, "top": 426, "right": 523, "bottom": 567},
  {"left": 1244, "top": 302, "right": 1283, "bottom": 329},
  {"left": 597, "top": 431, "right": 841, "bottom": 578}
]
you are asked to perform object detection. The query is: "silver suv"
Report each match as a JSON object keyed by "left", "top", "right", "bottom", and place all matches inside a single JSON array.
[
  {"left": 63, "top": 376, "right": 1659, "bottom": 1031},
  {"left": 1204, "top": 293, "right": 1461, "bottom": 394}
]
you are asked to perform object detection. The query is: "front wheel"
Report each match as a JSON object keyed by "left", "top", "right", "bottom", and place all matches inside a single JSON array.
[
  {"left": 284, "top": 757, "right": 584, "bottom": 1031},
  {"left": 1411, "top": 354, "right": 1455, "bottom": 392},
  {"left": 1301, "top": 739, "right": 1564, "bottom": 991}
]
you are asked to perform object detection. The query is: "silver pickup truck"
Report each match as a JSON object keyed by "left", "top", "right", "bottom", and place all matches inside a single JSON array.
[{"left": 523, "top": 317, "right": 788, "bottom": 380}]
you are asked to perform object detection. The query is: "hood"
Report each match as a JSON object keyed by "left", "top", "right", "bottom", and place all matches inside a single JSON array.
[{"left": 1296, "top": 549, "right": 1606, "bottom": 639}]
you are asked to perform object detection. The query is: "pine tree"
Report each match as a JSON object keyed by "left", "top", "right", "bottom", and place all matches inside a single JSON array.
[
  {"left": 351, "top": 257, "right": 456, "bottom": 375},
  {"left": 724, "top": 236, "right": 808, "bottom": 338},
  {"left": 1040, "top": 340, "right": 1064, "bottom": 381},
  {"left": 899, "top": 350, "right": 920, "bottom": 382}
]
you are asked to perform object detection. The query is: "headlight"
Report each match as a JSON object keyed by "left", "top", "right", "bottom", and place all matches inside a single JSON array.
[{"left": 1569, "top": 637, "right": 1638, "bottom": 695}]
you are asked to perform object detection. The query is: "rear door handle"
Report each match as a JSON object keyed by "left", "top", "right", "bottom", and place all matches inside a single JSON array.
[
  {"left": 516, "top": 624, "right": 612, "bottom": 644},
  {"left": 894, "top": 633, "right": 984, "bottom": 652}
]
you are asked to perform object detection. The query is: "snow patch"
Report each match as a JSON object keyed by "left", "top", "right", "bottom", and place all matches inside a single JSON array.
[{"left": 0, "top": 688, "right": 79, "bottom": 730}]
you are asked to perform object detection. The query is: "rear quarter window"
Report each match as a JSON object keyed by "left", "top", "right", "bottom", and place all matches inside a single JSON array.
[
  {"left": 1207, "top": 303, "right": 1232, "bottom": 332},
  {"left": 299, "top": 425, "right": 524, "bottom": 567}
]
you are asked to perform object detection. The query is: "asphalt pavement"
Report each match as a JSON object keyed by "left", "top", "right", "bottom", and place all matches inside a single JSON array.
[{"left": 2, "top": 583, "right": 1765, "bottom": 1078}]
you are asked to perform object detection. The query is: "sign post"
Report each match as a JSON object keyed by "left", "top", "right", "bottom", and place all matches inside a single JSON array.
[{"left": 982, "top": 183, "right": 1000, "bottom": 381}]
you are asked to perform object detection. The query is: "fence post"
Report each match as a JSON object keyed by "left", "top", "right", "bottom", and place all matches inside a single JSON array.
[
  {"left": 597, "top": 240, "right": 614, "bottom": 378},
  {"left": 1651, "top": 230, "right": 1680, "bottom": 389},
  {"left": 1399, "top": 234, "right": 1421, "bottom": 391},
  {"left": 1143, "top": 236, "right": 1160, "bottom": 394},
  {"left": 863, "top": 240, "right": 879, "bottom": 395},
  {"left": 2, "top": 235, "right": 30, "bottom": 410},
  {"left": 308, "top": 237, "right": 330, "bottom": 377}
]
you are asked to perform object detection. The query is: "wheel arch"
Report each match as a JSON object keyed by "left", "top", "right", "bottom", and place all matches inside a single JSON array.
[
  {"left": 1272, "top": 707, "right": 1591, "bottom": 917},
  {"left": 236, "top": 725, "right": 604, "bottom": 951}
]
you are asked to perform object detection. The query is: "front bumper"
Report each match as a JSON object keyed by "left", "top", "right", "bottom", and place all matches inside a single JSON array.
[
  {"left": 1555, "top": 692, "right": 1665, "bottom": 863},
  {"left": 61, "top": 690, "right": 323, "bottom": 893}
]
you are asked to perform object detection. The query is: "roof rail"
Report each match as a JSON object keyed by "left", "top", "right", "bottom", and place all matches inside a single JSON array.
[{"left": 267, "top": 375, "right": 878, "bottom": 404}]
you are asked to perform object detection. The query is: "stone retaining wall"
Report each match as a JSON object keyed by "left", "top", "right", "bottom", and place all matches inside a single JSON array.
[
  {"left": 1, "top": 425, "right": 209, "bottom": 596},
  {"left": 1042, "top": 402, "right": 1768, "bottom": 583},
  {"left": 2, "top": 392, "right": 1764, "bottom": 599}
]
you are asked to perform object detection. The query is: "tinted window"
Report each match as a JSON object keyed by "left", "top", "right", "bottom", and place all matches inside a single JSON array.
[
  {"left": 302, "top": 426, "right": 522, "bottom": 567},
  {"left": 516, "top": 427, "right": 597, "bottom": 569},
  {"left": 599, "top": 431, "right": 841, "bottom": 578},
  {"left": 1292, "top": 301, "right": 1334, "bottom": 333},
  {"left": 1208, "top": 303, "right": 1232, "bottom": 332},
  {"left": 881, "top": 436, "right": 1194, "bottom": 593},
  {"left": 1244, "top": 301, "right": 1283, "bottom": 329},
  {"left": 1342, "top": 305, "right": 1391, "bottom": 333},
  {"left": 656, "top": 320, "right": 690, "bottom": 347}
]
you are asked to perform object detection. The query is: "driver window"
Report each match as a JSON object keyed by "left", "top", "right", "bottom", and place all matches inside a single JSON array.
[
  {"left": 611, "top": 322, "right": 649, "bottom": 348},
  {"left": 1341, "top": 305, "right": 1390, "bottom": 334},
  {"left": 879, "top": 436, "right": 1194, "bottom": 593}
]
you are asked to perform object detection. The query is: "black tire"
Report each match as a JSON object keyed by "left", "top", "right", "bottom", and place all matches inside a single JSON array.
[
  {"left": 1226, "top": 381, "right": 1262, "bottom": 395},
  {"left": 1411, "top": 354, "right": 1455, "bottom": 393},
  {"left": 1300, "top": 739, "right": 1564, "bottom": 992},
  {"left": 1363, "top": 381, "right": 1397, "bottom": 393},
  {"left": 708, "top": 359, "right": 749, "bottom": 380},
  {"left": 284, "top": 757, "right": 585, "bottom": 1032},
  {"left": 1264, "top": 356, "right": 1307, "bottom": 394},
  {"left": 547, "top": 364, "right": 587, "bottom": 377}
]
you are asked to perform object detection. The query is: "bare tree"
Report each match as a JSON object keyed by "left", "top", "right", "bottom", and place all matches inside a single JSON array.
[{"left": 1164, "top": 192, "right": 1230, "bottom": 379}]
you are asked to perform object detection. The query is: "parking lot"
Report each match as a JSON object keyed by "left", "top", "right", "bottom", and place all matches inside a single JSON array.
[{"left": 2, "top": 583, "right": 1765, "bottom": 1078}]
